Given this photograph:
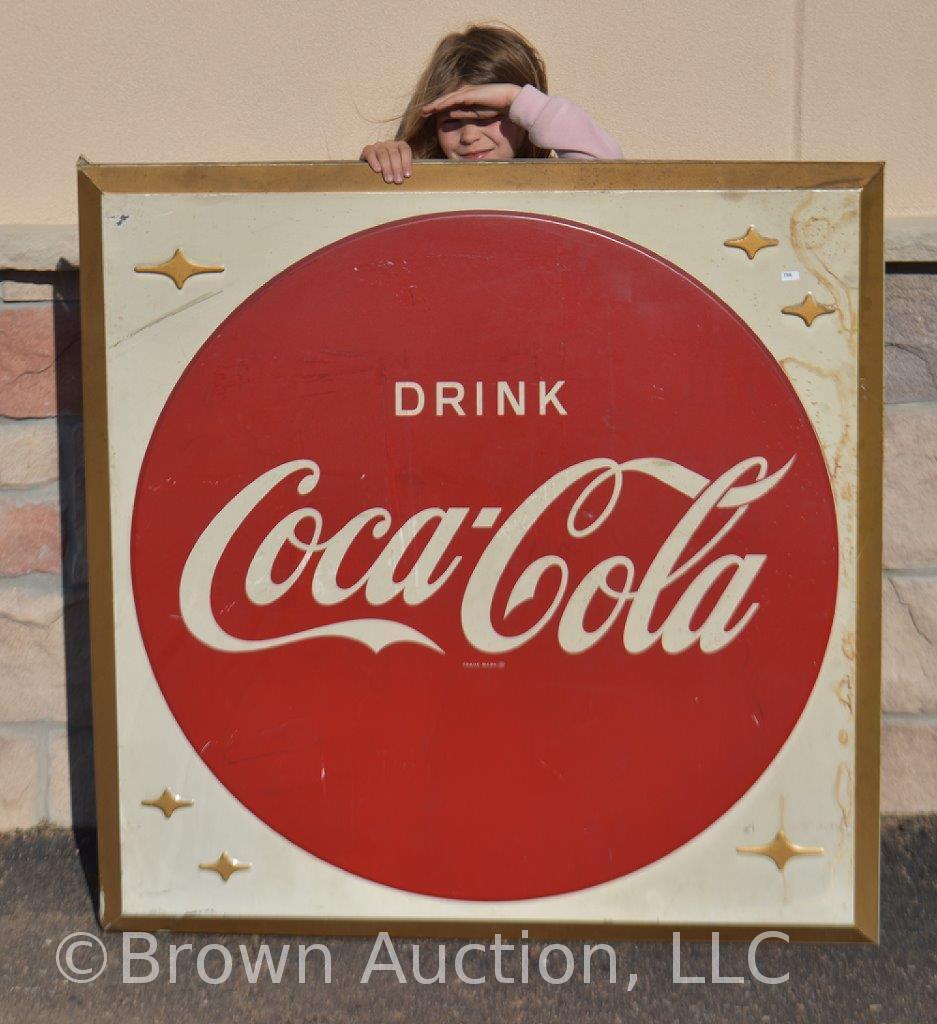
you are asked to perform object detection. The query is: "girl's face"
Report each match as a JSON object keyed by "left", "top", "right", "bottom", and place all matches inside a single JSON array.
[{"left": 435, "top": 111, "right": 525, "bottom": 161}]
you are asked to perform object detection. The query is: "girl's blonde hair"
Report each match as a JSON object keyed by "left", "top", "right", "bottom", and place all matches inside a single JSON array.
[{"left": 394, "top": 23, "right": 550, "bottom": 159}]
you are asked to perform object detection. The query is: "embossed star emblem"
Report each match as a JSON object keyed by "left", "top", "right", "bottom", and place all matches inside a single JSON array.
[
  {"left": 782, "top": 292, "right": 837, "bottom": 326},
  {"left": 134, "top": 248, "right": 224, "bottom": 289},
  {"left": 141, "top": 787, "right": 194, "bottom": 818},
  {"left": 737, "top": 829, "right": 825, "bottom": 871},
  {"left": 199, "top": 851, "right": 252, "bottom": 881},
  {"left": 724, "top": 226, "right": 779, "bottom": 260}
]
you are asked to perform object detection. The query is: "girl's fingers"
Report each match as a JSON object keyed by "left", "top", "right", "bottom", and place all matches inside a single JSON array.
[
  {"left": 377, "top": 146, "right": 395, "bottom": 184},
  {"left": 421, "top": 88, "right": 473, "bottom": 115},
  {"left": 387, "top": 145, "right": 405, "bottom": 184},
  {"left": 361, "top": 145, "right": 385, "bottom": 176},
  {"left": 422, "top": 89, "right": 505, "bottom": 119},
  {"left": 369, "top": 144, "right": 389, "bottom": 182},
  {"left": 362, "top": 142, "right": 411, "bottom": 184}
]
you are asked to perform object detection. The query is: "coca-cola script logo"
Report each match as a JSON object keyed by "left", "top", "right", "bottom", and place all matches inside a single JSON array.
[{"left": 131, "top": 211, "right": 838, "bottom": 900}]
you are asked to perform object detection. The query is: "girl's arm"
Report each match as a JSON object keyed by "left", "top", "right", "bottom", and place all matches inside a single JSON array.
[{"left": 509, "top": 84, "right": 623, "bottom": 160}]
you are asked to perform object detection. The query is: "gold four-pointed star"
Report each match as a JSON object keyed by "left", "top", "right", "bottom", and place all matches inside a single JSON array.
[
  {"left": 724, "top": 226, "right": 779, "bottom": 260},
  {"left": 141, "top": 788, "right": 194, "bottom": 818},
  {"left": 737, "top": 828, "right": 825, "bottom": 871},
  {"left": 199, "top": 851, "right": 252, "bottom": 882},
  {"left": 782, "top": 293, "right": 837, "bottom": 326},
  {"left": 134, "top": 249, "right": 224, "bottom": 289}
]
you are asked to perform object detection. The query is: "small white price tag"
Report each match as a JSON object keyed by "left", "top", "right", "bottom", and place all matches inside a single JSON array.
[{"left": 781, "top": 270, "right": 800, "bottom": 282}]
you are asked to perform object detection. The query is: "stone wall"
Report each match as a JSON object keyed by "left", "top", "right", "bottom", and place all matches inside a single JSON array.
[
  {"left": 881, "top": 267, "right": 937, "bottom": 812},
  {"left": 0, "top": 243, "right": 934, "bottom": 829},
  {"left": 0, "top": 264, "right": 94, "bottom": 829}
]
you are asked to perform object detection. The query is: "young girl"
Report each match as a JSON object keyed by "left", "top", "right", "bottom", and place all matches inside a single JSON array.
[{"left": 360, "top": 23, "right": 622, "bottom": 184}]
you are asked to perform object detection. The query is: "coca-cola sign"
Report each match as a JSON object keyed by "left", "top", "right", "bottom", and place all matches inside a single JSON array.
[{"left": 130, "top": 210, "right": 838, "bottom": 901}]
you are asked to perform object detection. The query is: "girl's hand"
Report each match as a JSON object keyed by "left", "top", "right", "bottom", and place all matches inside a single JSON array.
[
  {"left": 360, "top": 140, "right": 412, "bottom": 184},
  {"left": 420, "top": 83, "right": 523, "bottom": 120}
]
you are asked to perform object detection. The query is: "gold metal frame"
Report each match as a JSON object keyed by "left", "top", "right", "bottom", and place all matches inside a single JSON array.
[{"left": 77, "top": 159, "right": 884, "bottom": 942}]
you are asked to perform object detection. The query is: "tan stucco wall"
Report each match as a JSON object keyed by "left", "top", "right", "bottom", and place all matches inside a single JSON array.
[{"left": 1, "top": 1, "right": 935, "bottom": 224}]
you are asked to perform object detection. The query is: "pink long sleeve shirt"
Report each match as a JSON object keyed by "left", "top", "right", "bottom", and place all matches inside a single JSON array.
[{"left": 508, "top": 84, "right": 622, "bottom": 160}]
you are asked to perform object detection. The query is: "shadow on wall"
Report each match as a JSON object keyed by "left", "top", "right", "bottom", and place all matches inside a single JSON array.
[{"left": 51, "top": 261, "right": 99, "bottom": 910}]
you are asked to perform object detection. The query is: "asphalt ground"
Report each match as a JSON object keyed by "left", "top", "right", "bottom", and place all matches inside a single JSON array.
[{"left": 0, "top": 817, "right": 934, "bottom": 1023}]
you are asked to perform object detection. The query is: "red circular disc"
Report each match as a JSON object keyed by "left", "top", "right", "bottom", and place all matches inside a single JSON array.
[{"left": 131, "top": 211, "right": 838, "bottom": 900}]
